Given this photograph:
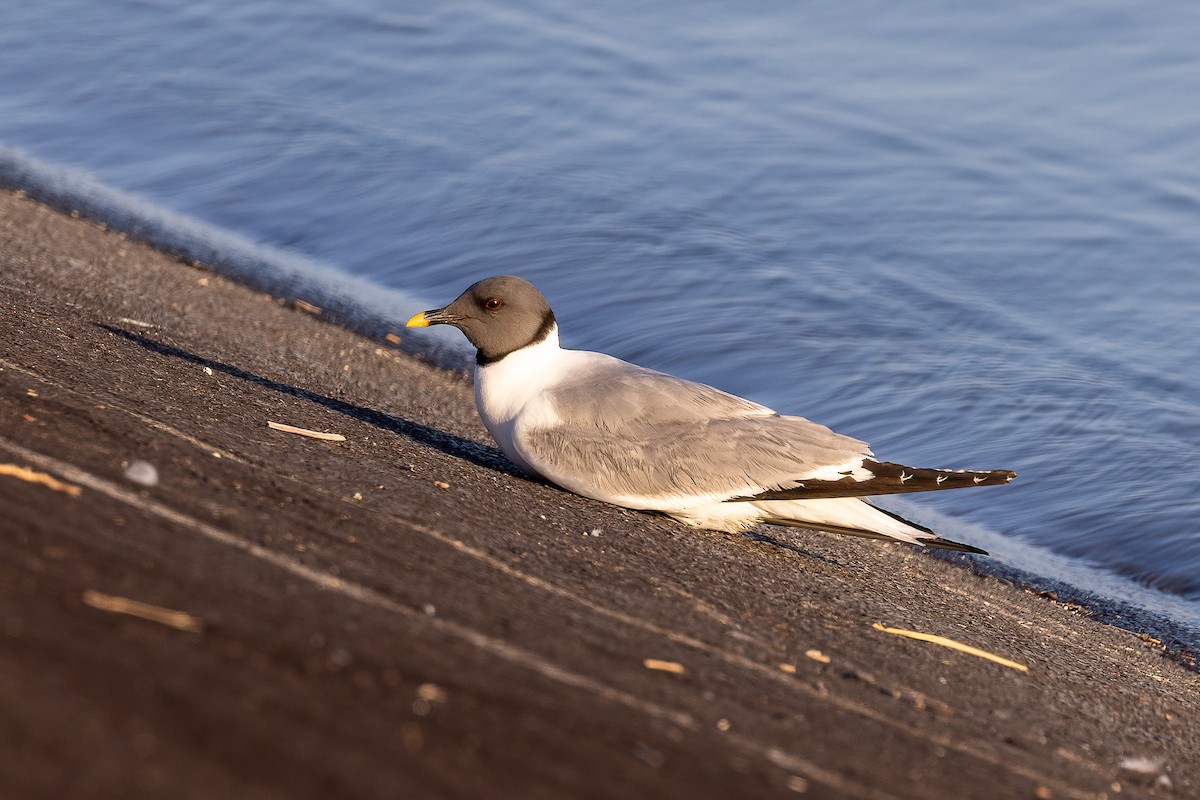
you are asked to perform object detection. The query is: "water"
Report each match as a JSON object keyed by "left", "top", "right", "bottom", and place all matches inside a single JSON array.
[{"left": 3, "top": 1, "right": 1199, "bottom": 642}]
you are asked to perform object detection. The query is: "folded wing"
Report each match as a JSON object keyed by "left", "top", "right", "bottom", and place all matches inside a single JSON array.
[{"left": 513, "top": 355, "right": 874, "bottom": 504}]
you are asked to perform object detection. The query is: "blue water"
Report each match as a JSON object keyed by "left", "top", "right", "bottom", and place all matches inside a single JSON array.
[{"left": 3, "top": 1, "right": 1199, "bottom": 639}]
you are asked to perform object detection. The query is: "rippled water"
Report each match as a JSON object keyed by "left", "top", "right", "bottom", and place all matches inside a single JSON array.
[{"left": 3, "top": 1, "right": 1199, "bottom": 636}]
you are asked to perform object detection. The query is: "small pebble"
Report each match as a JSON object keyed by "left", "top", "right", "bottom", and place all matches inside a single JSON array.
[
  {"left": 1119, "top": 756, "right": 1162, "bottom": 775},
  {"left": 786, "top": 776, "right": 809, "bottom": 794},
  {"left": 417, "top": 683, "right": 447, "bottom": 703},
  {"left": 123, "top": 460, "right": 159, "bottom": 487},
  {"left": 328, "top": 647, "right": 353, "bottom": 669},
  {"left": 1119, "top": 756, "right": 1171, "bottom": 789}
]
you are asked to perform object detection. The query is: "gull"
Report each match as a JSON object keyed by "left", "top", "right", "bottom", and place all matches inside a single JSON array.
[{"left": 407, "top": 276, "right": 1015, "bottom": 554}]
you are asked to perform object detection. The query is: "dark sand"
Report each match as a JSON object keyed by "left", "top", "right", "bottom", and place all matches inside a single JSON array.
[{"left": 1, "top": 188, "right": 1196, "bottom": 799}]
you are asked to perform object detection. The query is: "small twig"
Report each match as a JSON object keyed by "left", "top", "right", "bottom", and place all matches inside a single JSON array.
[
  {"left": 872, "top": 622, "right": 1029, "bottom": 672},
  {"left": 0, "top": 463, "right": 82, "bottom": 497},
  {"left": 83, "top": 590, "right": 205, "bottom": 633},
  {"left": 267, "top": 421, "right": 346, "bottom": 441},
  {"left": 643, "top": 658, "right": 686, "bottom": 674}
]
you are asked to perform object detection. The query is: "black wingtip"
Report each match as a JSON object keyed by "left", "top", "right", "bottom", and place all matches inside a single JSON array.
[
  {"left": 762, "top": 513, "right": 989, "bottom": 555},
  {"left": 871, "top": 503, "right": 989, "bottom": 555},
  {"left": 920, "top": 537, "right": 989, "bottom": 555},
  {"left": 727, "top": 461, "right": 1017, "bottom": 503}
]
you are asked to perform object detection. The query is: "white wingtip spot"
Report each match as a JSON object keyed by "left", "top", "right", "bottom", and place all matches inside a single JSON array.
[
  {"left": 973, "top": 475, "right": 986, "bottom": 484},
  {"left": 936, "top": 474, "right": 948, "bottom": 485},
  {"left": 900, "top": 471, "right": 913, "bottom": 483}
]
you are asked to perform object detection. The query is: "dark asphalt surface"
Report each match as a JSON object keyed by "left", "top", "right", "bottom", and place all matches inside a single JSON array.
[{"left": 1, "top": 189, "right": 1197, "bottom": 800}]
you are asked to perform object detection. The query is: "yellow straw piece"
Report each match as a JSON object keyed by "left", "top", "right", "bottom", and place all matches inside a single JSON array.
[
  {"left": 83, "top": 590, "right": 205, "bottom": 633},
  {"left": 267, "top": 421, "right": 346, "bottom": 441},
  {"left": 872, "top": 622, "right": 1029, "bottom": 672},
  {"left": 0, "top": 463, "right": 82, "bottom": 497},
  {"left": 643, "top": 658, "right": 686, "bottom": 675}
]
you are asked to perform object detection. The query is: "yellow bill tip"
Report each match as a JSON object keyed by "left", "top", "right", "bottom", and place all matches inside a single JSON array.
[{"left": 405, "top": 311, "right": 431, "bottom": 328}]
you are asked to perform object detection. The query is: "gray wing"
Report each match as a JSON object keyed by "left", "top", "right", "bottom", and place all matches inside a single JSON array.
[{"left": 515, "top": 355, "right": 872, "bottom": 502}]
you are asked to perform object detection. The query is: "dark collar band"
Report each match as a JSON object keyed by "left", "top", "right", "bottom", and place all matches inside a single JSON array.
[{"left": 476, "top": 310, "right": 557, "bottom": 366}]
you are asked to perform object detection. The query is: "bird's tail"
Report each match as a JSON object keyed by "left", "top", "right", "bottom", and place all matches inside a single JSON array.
[{"left": 757, "top": 496, "right": 987, "bottom": 554}]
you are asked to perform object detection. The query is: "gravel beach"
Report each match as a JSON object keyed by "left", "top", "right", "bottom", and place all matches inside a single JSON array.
[{"left": 1, "top": 188, "right": 1196, "bottom": 799}]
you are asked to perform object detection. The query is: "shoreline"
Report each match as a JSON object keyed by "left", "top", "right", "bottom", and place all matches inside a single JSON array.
[
  {"left": 6, "top": 149, "right": 1200, "bottom": 651},
  {"left": 5, "top": 149, "right": 1199, "bottom": 648},
  {"left": 2, "top": 187, "right": 1197, "bottom": 798}
]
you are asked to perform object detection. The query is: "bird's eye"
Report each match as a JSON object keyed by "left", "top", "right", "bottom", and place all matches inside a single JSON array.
[{"left": 484, "top": 297, "right": 503, "bottom": 311}]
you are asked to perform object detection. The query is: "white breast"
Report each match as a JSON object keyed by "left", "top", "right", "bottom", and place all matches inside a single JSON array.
[{"left": 473, "top": 326, "right": 567, "bottom": 475}]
